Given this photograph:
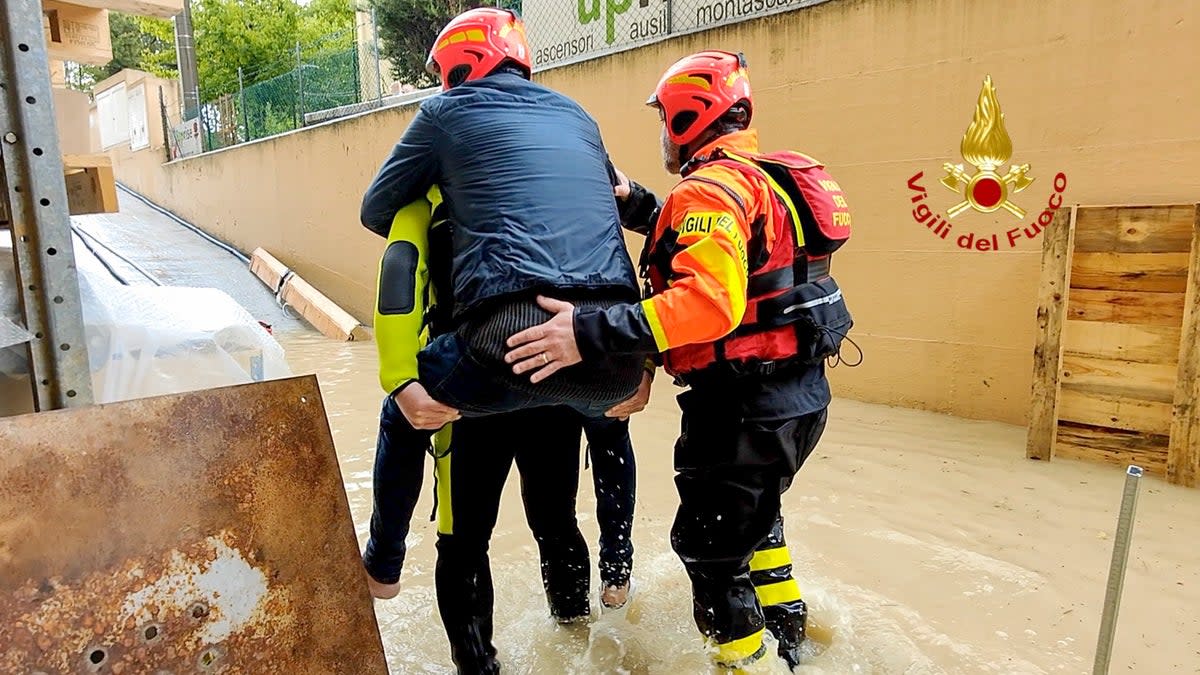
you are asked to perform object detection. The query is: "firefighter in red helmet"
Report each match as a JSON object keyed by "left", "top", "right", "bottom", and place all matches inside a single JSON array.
[{"left": 506, "top": 50, "right": 857, "bottom": 670}]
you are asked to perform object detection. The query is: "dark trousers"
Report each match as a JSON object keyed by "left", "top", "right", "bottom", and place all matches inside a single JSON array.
[
  {"left": 669, "top": 386, "right": 828, "bottom": 668},
  {"left": 361, "top": 398, "right": 637, "bottom": 588},
  {"left": 582, "top": 415, "right": 636, "bottom": 588},
  {"left": 362, "top": 394, "right": 433, "bottom": 585},
  {"left": 434, "top": 406, "right": 592, "bottom": 674}
]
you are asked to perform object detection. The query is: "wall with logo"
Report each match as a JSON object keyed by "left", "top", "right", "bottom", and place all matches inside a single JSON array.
[{"left": 112, "top": 0, "right": 1200, "bottom": 426}]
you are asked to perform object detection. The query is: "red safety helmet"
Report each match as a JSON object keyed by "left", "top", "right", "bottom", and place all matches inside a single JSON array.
[
  {"left": 647, "top": 50, "right": 753, "bottom": 146},
  {"left": 426, "top": 8, "right": 531, "bottom": 92}
]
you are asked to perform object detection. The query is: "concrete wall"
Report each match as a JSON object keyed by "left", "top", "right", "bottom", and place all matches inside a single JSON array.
[{"left": 113, "top": 0, "right": 1200, "bottom": 426}]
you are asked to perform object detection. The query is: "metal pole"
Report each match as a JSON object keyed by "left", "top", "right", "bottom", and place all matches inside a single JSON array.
[
  {"left": 370, "top": 8, "right": 384, "bottom": 103},
  {"left": 174, "top": 0, "right": 201, "bottom": 120},
  {"left": 1092, "top": 465, "right": 1143, "bottom": 675},
  {"left": 238, "top": 67, "right": 251, "bottom": 142},
  {"left": 158, "top": 86, "right": 172, "bottom": 162},
  {"left": 0, "top": 0, "right": 94, "bottom": 409},
  {"left": 295, "top": 42, "right": 304, "bottom": 128}
]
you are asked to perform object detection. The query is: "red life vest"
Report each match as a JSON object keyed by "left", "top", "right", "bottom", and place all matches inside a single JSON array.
[{"left": 642, "top": 148, "right": 855, "bottom": 380}]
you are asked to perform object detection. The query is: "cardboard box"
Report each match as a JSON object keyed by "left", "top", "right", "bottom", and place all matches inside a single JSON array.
[
  {"left": 43, "top": 1, "right": 112, "bottom": 66},
  {"left": 54, "top": 86, "right": 93, "bottom": 155},
  {"left": 61, "top": 0, "right": 183, "bottom": 19}
]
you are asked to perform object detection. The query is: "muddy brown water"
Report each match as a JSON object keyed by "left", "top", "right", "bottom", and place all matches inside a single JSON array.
[{"left": 278, "top": 330, "right": 1200, "bottom": 674}]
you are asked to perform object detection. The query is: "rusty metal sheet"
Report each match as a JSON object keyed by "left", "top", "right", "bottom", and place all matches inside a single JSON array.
[{"left": 0, "top": 375, "right": 388, "bottom": 674}]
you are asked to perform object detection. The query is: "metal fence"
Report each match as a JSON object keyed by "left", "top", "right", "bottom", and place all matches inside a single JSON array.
[
  {"left": 165, "top": 0, "right": 825, "bottom": 158},
  {"left": 165, "top": 20, "right": 400, "bottom": 156}
]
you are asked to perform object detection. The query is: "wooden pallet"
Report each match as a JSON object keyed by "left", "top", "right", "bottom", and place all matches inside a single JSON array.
[{"left": 1027, "top": 203, "right": 1200, "bottom": 486}]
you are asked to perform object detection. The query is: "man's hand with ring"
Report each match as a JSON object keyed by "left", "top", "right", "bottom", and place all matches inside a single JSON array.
[{"left": 505, "top": 296, "right": 582, "bottom": 383}]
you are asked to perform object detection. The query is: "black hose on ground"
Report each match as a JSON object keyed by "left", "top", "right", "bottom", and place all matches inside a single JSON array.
[
  {"left": 114, "top": 182, "right": 251, "bottom": 265},
  {"left": 71, "top": 229, "right": 130, "bottom": 286},
  {"left": 72, "top": 224, "right": 163, "bottom": 286}
]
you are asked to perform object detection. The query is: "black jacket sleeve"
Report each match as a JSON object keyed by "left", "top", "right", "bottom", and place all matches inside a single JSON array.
[
  {"left": 360, "top": 106, "right": 441, "bottom": 237},
  {"left": 617, "top": 180, "right": 661, "bottom": 235},
  {"left": 573, "top": 302, "right": 659, "bottom": 360}
]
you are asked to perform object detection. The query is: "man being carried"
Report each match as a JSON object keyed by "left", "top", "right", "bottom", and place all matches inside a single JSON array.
[{"left": 360, "top": 7, "right": 644, "bottom": 424}]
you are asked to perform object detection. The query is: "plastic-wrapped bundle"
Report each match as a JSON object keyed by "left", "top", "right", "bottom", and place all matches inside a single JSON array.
[{"left": 1, "top": 231, "right": 291, "bottom": 412}]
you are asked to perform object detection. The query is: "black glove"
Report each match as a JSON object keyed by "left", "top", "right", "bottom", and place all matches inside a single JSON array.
[{"left": 618, "top": 181, "right": 661, "bottom": 236}]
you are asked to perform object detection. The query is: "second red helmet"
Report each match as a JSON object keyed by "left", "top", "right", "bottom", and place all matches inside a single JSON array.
[{"left": 647, "top": 50, "right": 753, "bottom": 146}]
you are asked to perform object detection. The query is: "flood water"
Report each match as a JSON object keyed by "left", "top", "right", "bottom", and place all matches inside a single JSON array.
[{"left": 278, "top": 329, "right": 1200, "bottom": 675}]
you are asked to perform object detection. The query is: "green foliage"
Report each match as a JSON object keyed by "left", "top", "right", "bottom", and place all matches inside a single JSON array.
[
  {"left": 369, "top": 0, "right": 508, "bottom": 89},
  {"left": 71, "top": 0, "right": 353, "bottom": 100},
  {"left": 193, "top": 0, "right": 301, "bottom": 100}
]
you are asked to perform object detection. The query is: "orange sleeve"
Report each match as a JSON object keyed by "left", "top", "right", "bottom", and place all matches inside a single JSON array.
[{"left": 640, "top": 166, "right": 756, "bottom": 351}]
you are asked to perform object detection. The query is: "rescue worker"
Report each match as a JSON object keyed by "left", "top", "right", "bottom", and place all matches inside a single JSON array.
[
  {"left": 505, "top": 51, "right": 856, "bottom": 670},
  {"left": 359, "top": 6, "right": 645, "bottom": 423},
  {"left": 364, "top": 189, "right": 643, "bottom": 612}
]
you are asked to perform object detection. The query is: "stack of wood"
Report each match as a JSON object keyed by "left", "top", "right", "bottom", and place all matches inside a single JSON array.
[{"left": 1028, "top": 203, "right": 1200, "bottom": 487}]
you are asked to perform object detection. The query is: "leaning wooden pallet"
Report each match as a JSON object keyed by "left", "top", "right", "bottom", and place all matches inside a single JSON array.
[{"left": 1027, "top": 203, "right": 1200, "bottom": 487}]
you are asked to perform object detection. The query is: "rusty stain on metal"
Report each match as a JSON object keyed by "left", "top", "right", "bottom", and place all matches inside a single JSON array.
[{"left": 0, "top": 376, "right": 388, "bottom": 674}]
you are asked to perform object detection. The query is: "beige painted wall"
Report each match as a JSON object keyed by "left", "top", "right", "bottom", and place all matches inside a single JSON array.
[{"left": 113, "top": 0, "right": 1200, "bottom": 426}]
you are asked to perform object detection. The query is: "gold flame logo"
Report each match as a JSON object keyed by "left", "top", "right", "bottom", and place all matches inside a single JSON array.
[{"left": 941, "top": 76, "right": 1033, "bottom": 218}]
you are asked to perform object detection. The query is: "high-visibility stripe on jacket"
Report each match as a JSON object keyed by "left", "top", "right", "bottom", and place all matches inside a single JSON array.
[
  {"left": 636, "top": 128, "right": 855, "bottom": 379},
  {"left": 571, "top": 128, "right": 852, "bottom": 377}
]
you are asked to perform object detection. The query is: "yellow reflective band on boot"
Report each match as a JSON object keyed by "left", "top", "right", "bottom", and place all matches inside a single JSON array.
[
  {"left": 714, "top": 628, "right": 765, "bottom": 668},
  {"left": 754, "top": 578, "right": 802, "bottom": 607},
  {"left": 434, "top": 425, "right": 453, "bottom": 535},
  {"left": 749, "top": 545, "right": 791, "bottom": 572}
]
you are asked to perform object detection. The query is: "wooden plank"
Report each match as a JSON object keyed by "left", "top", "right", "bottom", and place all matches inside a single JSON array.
[
  {"left": 1059, "top": 355, "right": 1177, "bottom": 404},
  {"left": 1027, "top": 206, "right": 1076, "bottom": 461},
  {"left": 1070, "top": 252, "right": 1191, "bottom": 293},
  {"left": 250, "top": 247, "right": 289, "bottom": 291},
  {"left": 281, "top": 276, "right": 370, "bottom": 342},
  {"left": 1062, "top": 320, "right": 1181, "bottom": 365},
  {"left": 1073, "top": 205, "right": 1196, "bottom": 253},
  {"left": 249, "top": 248, "right": 368, "bottom": 342},
  {"left": 1057, "top": 388, "right": 1173, "bottom": 436},
  {"left": 1055, "top": 422, "right": 1168, "bottom": 477},
  {"left": 1168, "top": 205, "right": 1200, "bottom": 487},
  {"left": 1066, "top": 288, "right": 1185, "bottom": 327},
  {"left": 62, "top": 154, "right": 112, "bottom": 170}
]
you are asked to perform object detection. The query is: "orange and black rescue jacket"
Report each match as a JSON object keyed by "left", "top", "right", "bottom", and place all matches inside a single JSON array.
[{"left": 573, "top": 129, "right": 854, "bottom": 382}]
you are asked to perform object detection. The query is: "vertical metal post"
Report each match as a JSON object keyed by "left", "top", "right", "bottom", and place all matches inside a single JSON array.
[
  {"left": 158, "top": 85, "right": 172, "bottom": 162},
  {"left": 295, "top": 42, "right": 304, "bottom": 128},
  {"left": 238, "top": 67, "right": 251, "bottom": 142},
  {"left": 0, "top": 0, "right": 94, "bottom": 409},
  {"left": 174, "top": 0, "right": 201, "bottom": 121},
  {"left": 370, "top": 7, "right": 384, "bottom": 103},
  {"left": 1092, "top": 465, "right": 1143, "bottom": 675},
  {"left": 666, "top": 0, "right": 674, "bottom": 35}
]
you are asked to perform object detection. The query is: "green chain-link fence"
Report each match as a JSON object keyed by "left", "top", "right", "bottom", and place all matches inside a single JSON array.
[{"left": 168, "top": 1, "right": 826, "bottom": 157}]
